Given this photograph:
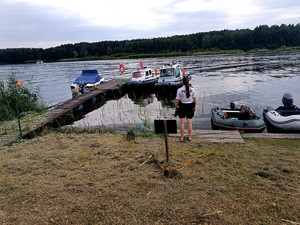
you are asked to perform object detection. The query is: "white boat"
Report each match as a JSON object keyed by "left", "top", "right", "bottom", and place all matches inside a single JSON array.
[
  {"left": 154, "top": 62, "right": 191, "bottom": 88},
  {"left": 70, "top": 70, "right": 105, "bottom": 97},
  {"left": 263, "top": 107, "right": 300, "bottom": 133},
  {"left": 127, "top": 62, "right": 159, "bottom": 87},
  {"left": 263, "top": 93, "right": 300, "bottom": 133}
]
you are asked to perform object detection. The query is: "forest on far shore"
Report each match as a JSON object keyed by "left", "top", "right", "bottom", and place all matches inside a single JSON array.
[{"left": 1, "top": 24, "right": 300, "bottom": 64}]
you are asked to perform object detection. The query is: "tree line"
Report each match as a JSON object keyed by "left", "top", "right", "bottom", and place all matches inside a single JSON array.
[{"left": 1, "top": 24, "right": 300, "bottom": 64}]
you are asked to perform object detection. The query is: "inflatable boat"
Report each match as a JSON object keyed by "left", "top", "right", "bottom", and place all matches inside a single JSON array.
[
  {"left": 263, "top": 93, "right": 300, "bottom": 133},
  {"left": 211, "top": 102, "right": 266, "bottom": 132},
  {"left": 263, "top": 107, "right": 300, "bottom": 133}
]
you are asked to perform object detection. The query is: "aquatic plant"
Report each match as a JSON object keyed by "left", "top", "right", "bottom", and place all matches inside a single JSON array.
[{"left": 0, "top": 74, "right": 46, "bottom": 122}]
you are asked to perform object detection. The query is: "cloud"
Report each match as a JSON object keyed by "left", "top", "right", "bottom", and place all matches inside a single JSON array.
[
  {"left": 1, "top": 0, "right": 300, "bottom": 48},
  {"left": 5, "top": 0, "right": 174, "bottom": 29},
  {"left": 0, "top": 0, "right": 143, "bottom": 48}
]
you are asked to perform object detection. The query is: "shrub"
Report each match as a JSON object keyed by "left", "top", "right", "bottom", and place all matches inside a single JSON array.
[{"left": 0, "top": 75, "right": 46, "bottom": 122}]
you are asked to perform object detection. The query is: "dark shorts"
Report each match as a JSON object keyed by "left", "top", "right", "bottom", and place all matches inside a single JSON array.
[{"left": 178, "top": 102, "right": 195, "bottom": 119}]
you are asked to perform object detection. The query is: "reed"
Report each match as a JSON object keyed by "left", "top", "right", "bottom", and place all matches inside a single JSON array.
[{"left": 0, "top": 74, "right": 46, "bottom": 122}]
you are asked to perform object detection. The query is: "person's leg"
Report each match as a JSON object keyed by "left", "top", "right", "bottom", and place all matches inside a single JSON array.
[
  {"left": 180, "top": 118, "right": 185, "bottom": 141},
  {"left": 187, "top": 118, "right": 192, "bottom": 141}
]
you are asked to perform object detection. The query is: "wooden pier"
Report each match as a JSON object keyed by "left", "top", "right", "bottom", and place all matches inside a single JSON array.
[
  {"left": 0, "top": 78, "right": 130, "bottom": 145},
  {"left": 170, "top": 130, "right": 245, "bottom": 143},
  {"left": 24, "top": 78, "right": 130, "bottom": 137}
]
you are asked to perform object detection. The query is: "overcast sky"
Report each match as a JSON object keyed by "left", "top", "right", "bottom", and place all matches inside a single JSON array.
[{"left": 1, "top": 0, "right": 300, "bottom": 49}]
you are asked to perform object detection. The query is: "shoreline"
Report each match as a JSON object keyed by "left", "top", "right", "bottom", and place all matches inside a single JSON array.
[{"left": 6, "top": 47, "right": 297, "bottom": 64}]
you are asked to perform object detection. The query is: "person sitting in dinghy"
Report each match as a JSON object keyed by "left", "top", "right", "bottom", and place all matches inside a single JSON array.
[{"left": 276, "top": 93, "right": 299, "bottom": 111}]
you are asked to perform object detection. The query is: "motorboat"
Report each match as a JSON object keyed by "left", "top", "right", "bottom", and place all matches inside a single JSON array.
[
  {"left": 154, "top": 62, "right": 191, "bottom": 88},
  {"left": 211, "top": 102, "right": 266, "bottom": 132},
  {"left": 70, "top": 70, "right": 104, "bottom": 97},
  {"left": 263, "top": 93, "right": 300, "bottom": 133},
  {"left": 127, "top": 62, "right": 159, "bottom": 87}
]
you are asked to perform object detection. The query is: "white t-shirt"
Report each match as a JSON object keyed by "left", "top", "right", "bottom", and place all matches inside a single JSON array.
[{"left": 176, "top": 85, "right": 196, "bottom": 103}]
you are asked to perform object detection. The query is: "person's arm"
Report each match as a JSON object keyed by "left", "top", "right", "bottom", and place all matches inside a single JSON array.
[
  {"left": 175, "top": 99, "right": 180, "bottom": 111},
  {"left": 175, "top": 89, "right": 180, "bottom": 111},
  {"left": 193, "top": 97, "right": 196, "bottom": 112}
]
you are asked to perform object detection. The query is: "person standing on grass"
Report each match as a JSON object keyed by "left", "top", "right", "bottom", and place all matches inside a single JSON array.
[{"left": 175, "top": 76, "right": 196, "bottom": 142}]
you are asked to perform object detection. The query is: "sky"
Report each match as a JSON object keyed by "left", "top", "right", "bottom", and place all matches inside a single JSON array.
[{"left": 1, "top": 0, "right": 300, "bottom": 49}]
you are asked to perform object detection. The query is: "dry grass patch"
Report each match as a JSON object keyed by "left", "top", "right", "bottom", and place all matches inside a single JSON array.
[{"left": 0, "top": 133, "right": 299, "bottom": 224}]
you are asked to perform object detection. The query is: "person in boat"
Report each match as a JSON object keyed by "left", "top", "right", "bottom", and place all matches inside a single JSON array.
[
  {"left": 276, "top": 93, "right": 299, "bottom": 111},
  {"left": 174, "top": 76, "right": 196, "bottom": 142}
]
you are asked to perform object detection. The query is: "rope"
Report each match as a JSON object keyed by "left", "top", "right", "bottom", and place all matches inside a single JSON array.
[{"left": 173, "top": 130, "right": 237, "bottom": 171}]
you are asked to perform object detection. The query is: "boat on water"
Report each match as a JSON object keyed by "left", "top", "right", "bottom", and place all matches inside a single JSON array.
[
  {"left": 263, "top": 93, "right": 300, "bottom": 133},
  {"left": 127, "top": 62, "right": 159, "bottom": 87},
  {"left": 70, "top": 70, "right": 105, "bottom": 97},
  {"left": 154, "top": 62, "right": 191, "bottom": 88},
  {"left": 211, "top": 102, "right": 266, "bottom": 132}
]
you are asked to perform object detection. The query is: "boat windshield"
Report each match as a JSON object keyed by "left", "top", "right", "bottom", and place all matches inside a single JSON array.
[
  {"left": 132, "top": 72, "right": 142, "bottom": 78},
  {"left": 174, "top": 65, "right": 181, "bottom": 77},
  {"left": 160, "top": 68, "right": 173, "bottom": 77},
  {"left": 145, "top": 70, "right": 152, "bottom": 76}
]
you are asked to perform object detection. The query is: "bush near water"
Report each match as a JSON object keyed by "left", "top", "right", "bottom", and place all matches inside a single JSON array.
[{"left": 0, "top": 75, "right": 45, "bottom": 122}]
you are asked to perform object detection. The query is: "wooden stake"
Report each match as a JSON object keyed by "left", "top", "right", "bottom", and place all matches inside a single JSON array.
[{"left": 163, "top": 120, "right": 169, "bottom": 163}]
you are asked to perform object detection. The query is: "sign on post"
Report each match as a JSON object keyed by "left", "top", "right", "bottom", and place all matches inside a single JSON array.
[
  {"left": 154, "top": 120, "right": 177, "bottom": 134},
  {"left": 154, "top": 120, "right": 177, "bottom": 164}
]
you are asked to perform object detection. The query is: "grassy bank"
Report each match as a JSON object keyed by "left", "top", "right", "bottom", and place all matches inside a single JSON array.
[{"left": 0, "top": 131, "right": 299, "bottom": 224}]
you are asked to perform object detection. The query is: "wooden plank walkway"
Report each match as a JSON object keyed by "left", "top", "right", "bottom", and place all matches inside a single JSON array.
[
  {"left": 170, "top": 130, "right": 245, "bottom": 143},
  {"left": 0, "top": 79, "right": 130, "bottom": 146},
  {"left": 22, "top": 78, "right": 130, "bottom": 137},
  {"left": 242, "top": 133, "right": 300, "bottom": 139},
  {"left": 0, "top": 134, "right": 19, "bottom": 146}
]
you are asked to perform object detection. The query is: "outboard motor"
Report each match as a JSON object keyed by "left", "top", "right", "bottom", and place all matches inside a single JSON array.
[
  {"left": 230, "top": 101, "right": 235, "bottom": 110},
  {"left": 79, "top": 81, "right": 85, "bottom": 94},
  {"left": 282, "top": 93, "right": 293, "bottom": 108}
]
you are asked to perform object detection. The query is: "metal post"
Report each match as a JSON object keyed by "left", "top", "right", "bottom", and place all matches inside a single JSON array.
[
  {"left": 16, "top": 104, "right": 22, "bottom": 138},
  {"left": 163, "top": 120, "right": 169, "bottom": 163}
]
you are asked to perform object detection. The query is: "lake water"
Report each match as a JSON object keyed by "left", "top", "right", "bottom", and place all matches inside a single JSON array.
[{"left": 1, "top": 52, "right": 299, "bottom": 131}]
